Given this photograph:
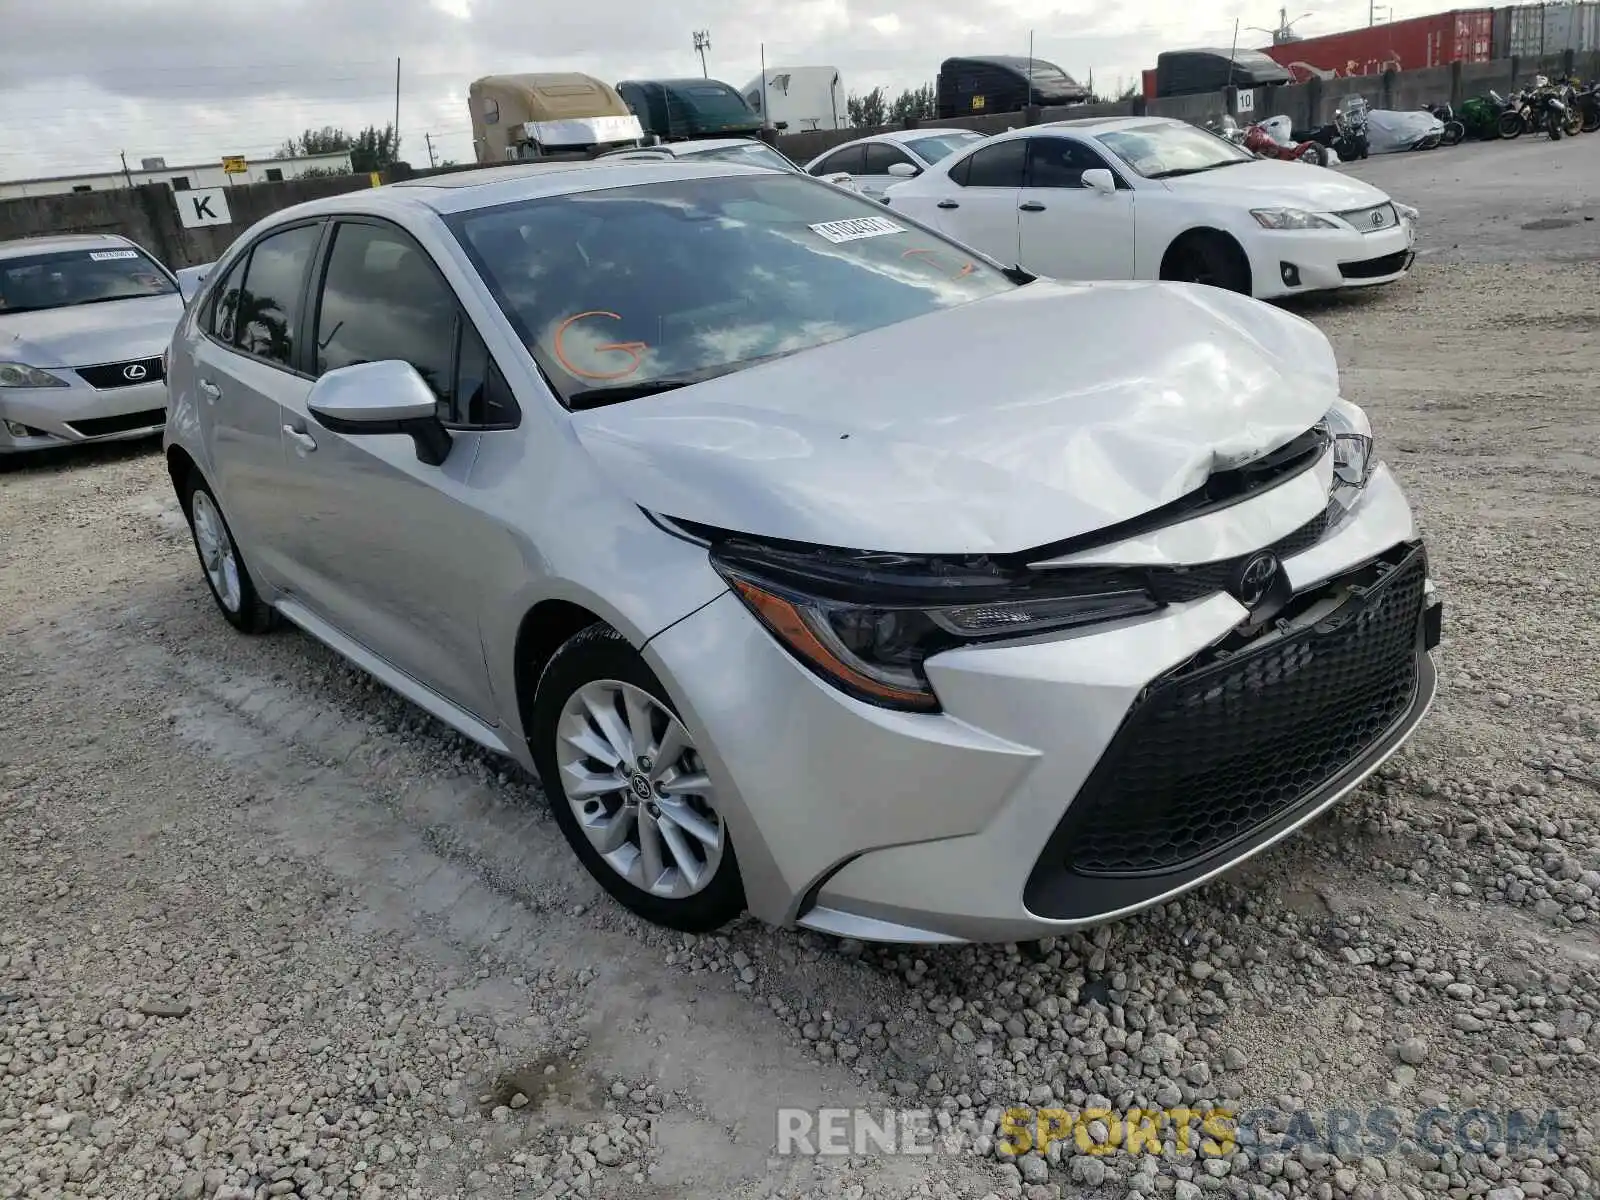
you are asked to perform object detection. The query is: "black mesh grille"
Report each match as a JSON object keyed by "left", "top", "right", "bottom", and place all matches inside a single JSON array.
[
  {"left": 66, "top": 408, "right": 165, "bottom": 437},
  {"left": 1144, "top": 502, "right": 1337, "bottom": 605},
  {"left": 1340, "top": 251, "right": 1411, "bottom": 280},
  {"left": 75, "top": 356, "right": 164, "bottom": 390},
  {"left": 1058, "top": 547, "right": 1427, "bottom": 877}
]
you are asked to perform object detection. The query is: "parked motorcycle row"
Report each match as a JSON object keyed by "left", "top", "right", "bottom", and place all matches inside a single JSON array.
[{"left": 1206, "top": 73, "right": 1600, "bottom": 168}]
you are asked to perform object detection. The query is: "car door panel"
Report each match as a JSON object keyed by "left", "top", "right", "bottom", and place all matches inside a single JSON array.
[
  {"left": 195, "top": 223, "right": 324, "bottom": 593},
  {"left": 1017, "top": 137, "right": 1136, "bottom": 282},
  {"left": 278, "top": 218, "right": 501, "bottom": 720},
  {"left": 930, "top": 140, "right": 1025, "bottom": 266}
]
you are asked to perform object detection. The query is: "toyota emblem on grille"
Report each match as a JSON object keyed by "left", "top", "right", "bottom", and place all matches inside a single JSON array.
[
  {"left": 122, "top": 363, "right": 148, "bottom": 381},
  {"left": 1231, "top": 552, "right": 1280, "bottom": 609}
]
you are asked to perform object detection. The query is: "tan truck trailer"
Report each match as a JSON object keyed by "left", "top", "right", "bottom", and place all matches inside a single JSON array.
[{"left": 470, "top": 73, "right": 645, "bottom": 163}]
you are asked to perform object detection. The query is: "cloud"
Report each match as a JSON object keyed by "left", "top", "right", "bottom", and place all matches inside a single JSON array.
[{"left": 1, "top": 0, "right": 1442, "bottom": 179}]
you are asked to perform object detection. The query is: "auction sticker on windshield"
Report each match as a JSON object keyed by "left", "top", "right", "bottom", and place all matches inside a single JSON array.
[
  {"left": 809, "top": 216, "right": 905, "bottom": 244},
  {"left": 88, "top": 250, "right": 140, "bottom": 261}
]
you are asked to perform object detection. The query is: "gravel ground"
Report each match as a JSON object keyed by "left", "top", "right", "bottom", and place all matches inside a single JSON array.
[{"left": 4, "top": 142, "right": 1599, "bottom": 1200}]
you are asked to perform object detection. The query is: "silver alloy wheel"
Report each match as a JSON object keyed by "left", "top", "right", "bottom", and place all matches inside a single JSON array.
[
  {"left": 190, "top": 490, "right": 242, "bottom": 613},
  {"left": 555, "top": 680, "right": 725, "bottom": 899}
]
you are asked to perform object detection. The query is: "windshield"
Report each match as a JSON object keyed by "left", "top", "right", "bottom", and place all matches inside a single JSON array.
[
  {"left": 0, "top": 247, "right": 176, "bottom": 314},
  {"left": 1096, "top": 122, "right": 1255, "bottom": 179},
  {"left": 448, "top": 173, "right": 1015, "bottom": 407},
  {"left": 690, "top": 142, "right": 798, "bottom": 172},
  {"left": 681, "top": 84, "right": 758, "bottom": 125},
  {"left": 906, "top": 132, "right": 985, "bottom": 163}
]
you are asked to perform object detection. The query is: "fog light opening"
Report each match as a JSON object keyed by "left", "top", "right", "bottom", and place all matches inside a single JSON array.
[
  {"left": 1280, "top": 262, "right": 1302, "bottom": 288},
  {"left": 3, "top": 420, "right": 34, "bottom": 438}
]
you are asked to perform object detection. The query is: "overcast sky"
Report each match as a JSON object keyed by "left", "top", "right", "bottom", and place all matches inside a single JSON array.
[{"left": 2, "top": 0, "right": 1444, "bottom": 181}]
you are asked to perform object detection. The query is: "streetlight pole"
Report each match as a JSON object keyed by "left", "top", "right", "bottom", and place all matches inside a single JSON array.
[{"left": 693, "top": 30, "right": 711, "bottom": 77}]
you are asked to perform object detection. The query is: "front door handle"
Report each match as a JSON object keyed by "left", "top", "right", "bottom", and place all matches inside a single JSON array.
[
  {"left": 283, "top": 425, "right": 318, "bottom": 454},
  {"left": 1019, "top": 201, "right": 1047, "bottom": 212},
  {"left": 936, "top": 199, "right": 960, "bottom": 209},
  {"left": 198, "top": 379, "right": 221, "bottom": 403}
]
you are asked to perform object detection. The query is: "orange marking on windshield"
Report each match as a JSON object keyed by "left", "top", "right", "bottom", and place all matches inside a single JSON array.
[
  {"left": 902, "top": 247, "right": 975, "bottom": 279},
  {"left": 553, "top": 310, "right": 649, "bottom": 380}
]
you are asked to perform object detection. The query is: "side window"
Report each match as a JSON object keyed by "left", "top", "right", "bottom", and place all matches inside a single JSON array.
[
  {"left": 314, "top": 222, "right": 458, "bottom": 406},
  {"left": 233, "top": 223, "right": 320, "bottom": 368},
  {"left": 452, "top": 321, "right": 520, "bottom": 429},
  {"left": 207, "top": 256, "right": 246, "bottom": 344},
  {"left": 862, "top": 143, "right": 915, "bottom": 175},
  {"left": 959, "top": 141, "right": 1027, "bottom": 188},
  {"left": 1026, "top": 138, "right": 1115, "bottom": 189},
  {"left": 810, "top": 144, "right": 865, "bottom": 176}
]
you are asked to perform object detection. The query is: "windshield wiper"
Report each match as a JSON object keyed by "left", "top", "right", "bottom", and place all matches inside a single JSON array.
[
  {"left": 567, "top": 378, "right": 701, "bottom": 410},
  {"left": 1148, "top": 161, "right": 1245, "bottom": 179}
]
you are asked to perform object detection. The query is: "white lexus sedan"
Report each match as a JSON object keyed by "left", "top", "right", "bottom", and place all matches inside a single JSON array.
[
  {"left": 883, "top": 116, "right": 1419, "bottom": 298},
  {"left": 804, "top": 128, "right": 986, "bottom": 200},
  {"left": 164, "top": 158, "right": 1440, "bottom": 944},
  {"left": 1, "top": 233, "right": 188, "bottom": 454}
]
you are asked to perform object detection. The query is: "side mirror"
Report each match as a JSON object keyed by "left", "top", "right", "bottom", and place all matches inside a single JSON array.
[
  {"left": 306, "top": 360, "right": 452, "bottom": 466},
  {"left": 1082, "top": 169, "right": 1116, "bottom": 194},
  {"left": 775, "top": 121, "right": 789, "bottom": 131},
  {"left": 176, "top": 264, "right": 213, "bottom": 305},
  {"left": 886, "top": 162, "right": 920, "bottom": 177}
]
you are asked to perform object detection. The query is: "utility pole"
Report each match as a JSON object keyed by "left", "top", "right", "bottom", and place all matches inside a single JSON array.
[
  {"left": 692, "top": 30, "right": 711, "bottom": 77},
  {"left": 119, "top": 151, "right": 133, "bottom": 189},
  {"left": 393, "top": 57, "right": 402, "bottom": 165},
  {"left": 1369, "top": 0, "right": 1389, "bottom": 26},
  {"left": 425, "top": 133, "right": 437, "bottom": 168}
]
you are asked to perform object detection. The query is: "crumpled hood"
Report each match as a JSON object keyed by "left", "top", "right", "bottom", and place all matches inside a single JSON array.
[
  {"left": 0, "top": 293, "right": 185, "bottom": 368},
  {"left": 573, "top": 279, "right": 1341, "bottom": 556},
  {"left": 1164, "top": 157, "right": 1392, "bottom": 213}
]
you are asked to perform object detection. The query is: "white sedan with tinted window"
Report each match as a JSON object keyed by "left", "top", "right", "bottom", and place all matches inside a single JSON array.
[
  {"left": 804, "top": 128, "right": 986, "bottom": 200},
  {"left": 883, "top": 116, "right": 1419, "bottom": 298}
]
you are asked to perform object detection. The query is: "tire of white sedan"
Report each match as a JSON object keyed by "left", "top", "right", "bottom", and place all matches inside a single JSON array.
[
  {"left": 530, "top": 624, "right": 745, "bottom": 932},
  {"left": 182, "top": 472, "right": 276, "bottom": 634},
  {"left": 1162, "top": 231, "right": 1252, "bottom": 295}
]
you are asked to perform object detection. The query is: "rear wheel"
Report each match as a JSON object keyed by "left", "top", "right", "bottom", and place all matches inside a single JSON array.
[
  {"left": 183, "top": 473, "right": 275, "bottom": 634},
  {"left": 1161, "top": 232, "right": 1252, "bottom": 295},
  {"left": 529, "top": 625, "right": 745, "bottom": 932},
  {"left": 1583, "top": 110, "right": 1600, "bottom": 134},
  {"left": 1498, "top": 111, "right": 1525, "bottom": 139},
  {"left": 1442, "top": 121, "right": 1466, "bottom": 145},
  {"left": 1563, "top": 111, "right": 1583, "bottom": 137},
  {"left": 1298, "top": 143, "right": 1329, "bottom": 167}
]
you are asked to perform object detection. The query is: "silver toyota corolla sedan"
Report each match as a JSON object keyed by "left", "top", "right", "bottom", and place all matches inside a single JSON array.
[
  {"left": 164, "top": 159, "right": 1442, "bottom": 944},
  {"left": 1, "top": 233, "right": 186, "bottom": 454}
]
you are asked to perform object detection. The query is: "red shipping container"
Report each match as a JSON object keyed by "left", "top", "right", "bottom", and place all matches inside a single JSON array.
[
  {"left": 1260, "top": 9, "right": 1494, "bottom": 81},
  {"left": 1142, "top": 67, "right": 1158, "bottom": 99}
]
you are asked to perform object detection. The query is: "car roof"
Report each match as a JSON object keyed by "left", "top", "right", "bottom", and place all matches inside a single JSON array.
[
  {"left": 1035, "top": 115, "right": 1180, "bottom": 135},
  {"left": 869, "top": 127, "right": 987, "bottom": 145},
  {"left": 604, "top": 137, "right": 770, "bottom": 157},
  {"left": 259, "top": 158, "right": 779, "bottom": 223},
  {"left": 0, "top": 232, "right": 137, "bottom": 262}
]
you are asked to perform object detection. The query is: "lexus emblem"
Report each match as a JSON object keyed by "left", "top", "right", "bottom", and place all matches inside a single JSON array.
[
  {"left": 122, "top": 363, "right": 148, "bottom": 381},
  {"left": 1231, "top": 552, "right": 1280, "bottom": 609},
  {"left": 1371, "top": 210, "right": 1385, "bottom": 227}
]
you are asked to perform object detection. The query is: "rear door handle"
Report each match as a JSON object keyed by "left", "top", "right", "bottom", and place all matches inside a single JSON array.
[
  {"left": 936, "top": 199, "right": 960, "bottom": 210},
  {"left": 1019, "top": 201, "right": 1047, "bottom": 212},
  {"left": 283, "top": 425, "right": 318, "bottom": 454},
  {"left": 198, "top": 379, "right": 221, "bottom": 403}
]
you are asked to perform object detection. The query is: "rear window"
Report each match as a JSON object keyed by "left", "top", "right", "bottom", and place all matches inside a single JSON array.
[
  {"left": 906, "top": 133, "right": 984, "bottom": 163},
  {"left": 0, "top": 247, "right": 176, "bottom": 313},
  {"left": 447, "top": 174, "right": 1014, "bottom": 405}
]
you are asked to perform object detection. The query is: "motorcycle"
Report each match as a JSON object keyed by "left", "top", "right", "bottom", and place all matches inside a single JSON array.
[
  {"left": 1571, "top": 81, "right": 1600, "bottom": 133},
  {"left": 1423, "top": 102, "right": 1466, "bottom": 146},
  {"left": 1458, "top": 92, "right": 1511, "bottom": 140},
  {"left": 1242, "top": 117, "right": 1329, "bottom": 165},
  {"left": 1500, "top": 78, "right": 1572, "bottom": 140},
  {"left": 1293, "top": 95, "right": 1371, "bottom": 161}
]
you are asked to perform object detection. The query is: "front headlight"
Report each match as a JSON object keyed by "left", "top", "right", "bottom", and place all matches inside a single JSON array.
[
  {"left": 1251, "top": 208, "right": 1338, "bottom": 230},
  {"left": 1324, "top": 398, "right": 1376, "bottom": 502},
  {"left": 0, "top": 363, "right": 70, "bottom": 389},
  {"left": 1394, "top": 202, "right": 1420, "bottom": 223},
  {"left": 708, "top": 541, "right": 1161, "bottom": 712}
]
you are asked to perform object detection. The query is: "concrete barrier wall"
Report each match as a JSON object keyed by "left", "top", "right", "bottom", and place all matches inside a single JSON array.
[{"left": 7, "top": 49, "right": 1598, "bottom": 263}]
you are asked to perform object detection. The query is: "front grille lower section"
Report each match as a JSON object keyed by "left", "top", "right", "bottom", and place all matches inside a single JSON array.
[
  {"left": 75, "top": 356, "right": 164, "bottom": 390},
  {"left": 1340, "top": 251, "right": 1411, "bottom": 280},
  {"left": 1053, "top": 546, "right": 1427, "bottom": 879},
  {"left": 66, "top": 408, "right": 166, "bottom": 438}
]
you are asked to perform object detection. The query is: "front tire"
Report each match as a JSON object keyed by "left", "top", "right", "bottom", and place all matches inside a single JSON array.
[
  {"left": 1161, "top": 232, "right": 1252, "bottom": 295},
  {"left": 1442, "top": 121, "right": 1466, "bottom": 145},
  {"left": 529, "top": 625, "right": 745, "bottom": 932},
  {"left": 183, "top": 473, "right": 275, "bottom": 634},
  {"left": 1499, "top": 111, "right": 1525, "bottom": 139}
]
